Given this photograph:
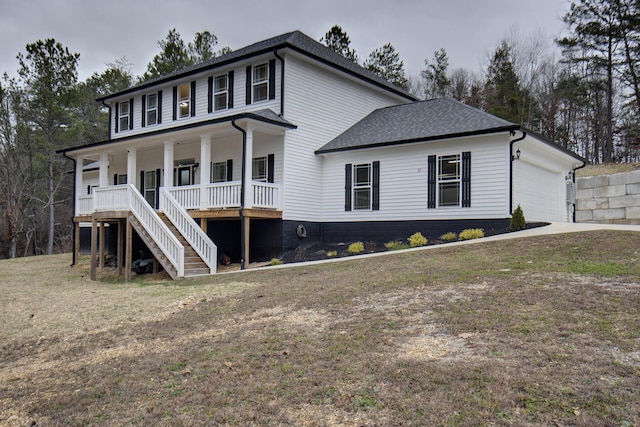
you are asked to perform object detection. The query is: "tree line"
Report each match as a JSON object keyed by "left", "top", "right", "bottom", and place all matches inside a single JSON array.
[{"left": 0, "top": 0, "right": 638, "bottom": 258}]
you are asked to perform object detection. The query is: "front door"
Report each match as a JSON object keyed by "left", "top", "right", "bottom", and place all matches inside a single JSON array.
[{"left": 176, "top": 166, "right": 192, "bottom": 186}]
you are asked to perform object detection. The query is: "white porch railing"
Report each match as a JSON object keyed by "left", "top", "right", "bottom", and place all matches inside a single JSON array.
[
  {"left": 207, "top": 182, "right": 242, "bottom": 208},
  {"left": 84, "top": 181, "right": 280, "bottom": 214},
  {"left": 94, "top": 184, "right": 185, "bottom": 277},
  {"left": 253, "top": 182, "right": 280, "bottom": 209},
  {"left": 160, "top": 188, "right": 217, "bottom": 274}
]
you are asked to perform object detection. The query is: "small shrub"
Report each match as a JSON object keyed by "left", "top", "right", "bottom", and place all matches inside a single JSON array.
[
  {"left": 270, "top": 258, "right": 283, "bottom": 266},
  {"left": 326, "top": 250, "right": 337, "bottom": 257},
  {"left": 458, "top": 228, "right": 485, "bottom": 241},
  {"left": 348, "top": 241, "right": 364, "bottom": 254},
  {"left": 407, "top": 232, "right": 428, "bottom": 248},
  {"left": 384, "top": 240, "right": 410, "bottom": 251},
  {"left": 510, "top": 204, "right": 526, "bottom": 231},
  {"left": 440, "top": 231, "right": 457, "bottom": 242}
]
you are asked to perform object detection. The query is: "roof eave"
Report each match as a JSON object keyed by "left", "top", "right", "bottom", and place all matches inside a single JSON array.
[{"left": 315, "top": 125, "right": 520, "bottom": 155}]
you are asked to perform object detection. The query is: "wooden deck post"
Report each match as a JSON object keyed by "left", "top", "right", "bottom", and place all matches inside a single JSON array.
[
  {"left": 99, "top": 221, "right": 105, "bottom": 269},
  {"left": 117, "top": 219, "right": 124, "bottom": 276},
  {"left": 125, "top": 217, "right": 132, "bottom": 282},
  {"left": 244, "top": 216, "right": 250, "bottom": 266},
  {"left": 90, "top": 217, "right": 97, "bottom": 280},
  {"left": 74, "top": 220, "right": 80, "bottom": 266}
]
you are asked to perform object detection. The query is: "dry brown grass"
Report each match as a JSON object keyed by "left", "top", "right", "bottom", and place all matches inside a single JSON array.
[
  {"left": 576, "top": 162, "right": 640, "bottom": 177},
  {"left": 1, "top": 231, "right": 639, "bottom": 426}
]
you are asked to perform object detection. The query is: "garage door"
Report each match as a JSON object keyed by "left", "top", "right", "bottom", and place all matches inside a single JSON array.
[{"left": 515, "top": 161, "right": 563, "bottom": 222}]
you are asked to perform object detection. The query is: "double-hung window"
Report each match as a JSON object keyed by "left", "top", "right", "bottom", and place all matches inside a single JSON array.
[
  {"left": 252, "top": 156, "right": 268, "bottom": 182},
  {"left": 353, "top": 164, "right": 372, "bottom": 210},
  {"left": 252, "top": 63, "right": 268, "bottom": 103},
  {"left": 178, "top": 83, "right": 190, "bottom": 119},
  {"left": 345, "top": 161, "right": 380, "bottom": 211},
  {"left": 214, "top": 75, "right": 228, "bottom": 111},
  {"left": 438, "top": 154, "right": 461, "bottom": 207},
  {"left": 427, "top": 152, "right": 471, "bottom": 209},
  {"left": 118, "top": 100, "right": 130, "bottom": 131},
  {"left": 211, "top": 161, "right": 228, "bottom": 183},
  {"left": 145, "top": 93, "right": 158, "bottom": 126}
]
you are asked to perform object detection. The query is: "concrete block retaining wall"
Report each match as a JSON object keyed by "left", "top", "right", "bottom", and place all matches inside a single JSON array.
[{"left": 576, "top": 170, "right": 640, "bottom": 224}]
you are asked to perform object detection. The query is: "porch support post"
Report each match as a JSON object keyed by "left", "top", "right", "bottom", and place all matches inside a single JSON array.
[
  {"left": 75, "top": 156, "right": 83, "bottom": 215},
  {"left": 99, "top": 153, "right": 109, "bottom": 188},
  {"left": 117, "top": 219, "right": 124, "bottom": 276},
  {"left": 200, "top": 134, "right": 212, "bottom": 210},
  {"left": 164, "top": 140, "right": 175, "bottom": 189},
  {"left": 99, "top": 221, "right": 105, "bottom": 269},
  {"left": 125, "top": 216, "right": 132, "bottom": 282},
  {"left": 244, "top": 216, "right": 250, "bottom": 266},
  {"left": 127, "top": 149, "right": 137, "bottom": 187},
  {"left": 244, "top": 126, "right": 254, "bottom": 209},
  {"left": 74, "top": 220, "right": 80, "bottom": 263},
  {"left": 90, "top": 216, "right": 97, "bottom": 280}
]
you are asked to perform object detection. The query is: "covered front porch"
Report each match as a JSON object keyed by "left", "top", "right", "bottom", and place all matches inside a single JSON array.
[{"left": 65, "top": 114, "right": 295, "bottom": 276}]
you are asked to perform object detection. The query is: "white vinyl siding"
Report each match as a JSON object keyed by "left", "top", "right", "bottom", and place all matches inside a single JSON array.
[
  {"left": 283, "top": 53, "right": 409, "bottom": 221},
  {"left": 320, "top": 135, "right": 510, "bottom": 222}
]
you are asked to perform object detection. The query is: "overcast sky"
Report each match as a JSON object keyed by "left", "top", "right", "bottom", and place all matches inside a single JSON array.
[{"left": 0, "top": 0, "right": 570, "bottom": 82}]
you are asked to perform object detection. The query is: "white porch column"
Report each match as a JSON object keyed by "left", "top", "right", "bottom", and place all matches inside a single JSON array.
[
  {"left": 99, "top": 153, "right": 109, "bottom": 187},
  {"left": 244, "top": 126, "right": 254, "bottom": 209},
  {"left": 127, "top": 149, "right": 137, "bottom": 187},
  {"left": 75, "top": 156, "right": 84, "bottom": 215},
  {"left": 163, "top": 140, "right": 175, "bottom": 188},
  {"left": 200, "top": 134, "right": 212, "bottom": 210}
]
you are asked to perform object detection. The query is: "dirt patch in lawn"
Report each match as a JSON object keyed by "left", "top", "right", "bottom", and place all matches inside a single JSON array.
[{"left": 1, "top": 230, "right": 639, "bottom": 426}]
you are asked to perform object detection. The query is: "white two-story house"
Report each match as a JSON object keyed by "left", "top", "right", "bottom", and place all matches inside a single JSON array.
[{"left": 60, "top": 30, "right": 584, "bottom": 279}]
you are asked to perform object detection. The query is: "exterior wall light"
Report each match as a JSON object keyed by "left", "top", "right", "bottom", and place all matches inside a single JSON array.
[{"left": 512, "top": 148, "right": 521, "bottom": 161}]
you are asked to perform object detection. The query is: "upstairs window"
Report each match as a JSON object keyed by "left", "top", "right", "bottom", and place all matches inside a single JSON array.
[
  {"left": 118, "top": 100, "right": 131, "bottom": 131},
  {"left": 214, "top": 75, "right": 228, "bottom": 111},
  {"left": 245, "top": 60, "right": 275, "bottom": 105},
  {"left": 178, "top": 83, "right": 190, "bottom": 119},
  {"left": 145, "top": 93, "right": 158, "bottom": 126},
  {"left": 252, "top": 63, "right": 268, "bottom": 103}
]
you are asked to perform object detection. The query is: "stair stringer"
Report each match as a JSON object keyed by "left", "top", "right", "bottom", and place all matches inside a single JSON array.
[{"left": 128, "top": 214, "right": 180, "bottom": 279}]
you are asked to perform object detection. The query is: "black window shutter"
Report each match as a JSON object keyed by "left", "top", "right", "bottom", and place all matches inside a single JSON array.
[
  {"left": 155, "top": 169, "right": 161, "bottom": 207},
  {"left": 427, "top": 155, "right": 436, "bottom": 209},
  {"left": 268, "top": 59, "right": 276, "bottom": 100},
  {"left": 172, "top": 86, "right": 177, "bottom": 120},
  {"left": 226, "top": 159, "right": 233, "bottom": 182},
  {"left": 372, "top": 161, "right": 380, "bottom": 211},
  {"left": 207, "top": 76, "right": 213, "bottom": 113},
  {"left": 129, "top": 98, "right": 134, "bottom": 129},
  {"left": 345, "top": 163, "right": 352, "bottom": 211},
  {"left": 462, "top": 151, "right": 471, "bottom": 207},
  {"left": 113, "top": 174, "right": 118, "bottom": 186},
  {"left": 87, "top": 185, "right": 91, "bottom": 195},
  {"left": 228, "top": 70, "right": 234, "bottom": 108},
  {"left": 141, "top": 95, "right": 146, "bottom": 127},
  {"left": 114, "top": 102, "right": 119, "bottom": 133},
  {"left": 267, "top": 154, "right": 275, "bottom": 183},
  {"left": 157, "top": 90, "right": 162, "bottom": 124},
  {"left": 245, "top": 66, "right": 252, "bottom": 105},
  {"left": 139, "top": 171, "right": 145, "bottom": 194},
  {"left": 190, "top": 81, "right": 196, "bottom": 117}
]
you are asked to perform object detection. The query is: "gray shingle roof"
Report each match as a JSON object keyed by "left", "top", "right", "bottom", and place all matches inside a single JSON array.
[
  {"left": 315, "top": 98, "right": 520, "bottom": 154},
  {"left": 98, "top": 30, "right": 416, "bottom": 102}
]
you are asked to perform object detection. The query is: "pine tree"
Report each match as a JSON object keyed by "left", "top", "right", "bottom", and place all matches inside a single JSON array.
[
  {"left": 364, "top": 43, "right": 408, "bottom": 90},
  {"left": 422, "top": 48, "right": 451, "bottom": 99},
  {"left": 320, "top": 25, "right": 358, "bottom": 62}
]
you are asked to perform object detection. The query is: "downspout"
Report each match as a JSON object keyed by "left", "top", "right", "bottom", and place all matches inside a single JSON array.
[
  {"left": 102, "top": 100, "right": 112, "bottom": 140},
  {"left": 62, "top": 151, "right": 77, "bottom": 267},
  {"left": 571, "top": 160, "right": 587, "bottom": 222},
  {"left": 231, "top": 119, "right": 247, "bottom": 270},
  {"left": 273, "top": 49, "right": 285, "bottom": 116},
  {"left": 509, "top": 129, "right": 527, "bottom": 215}
]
